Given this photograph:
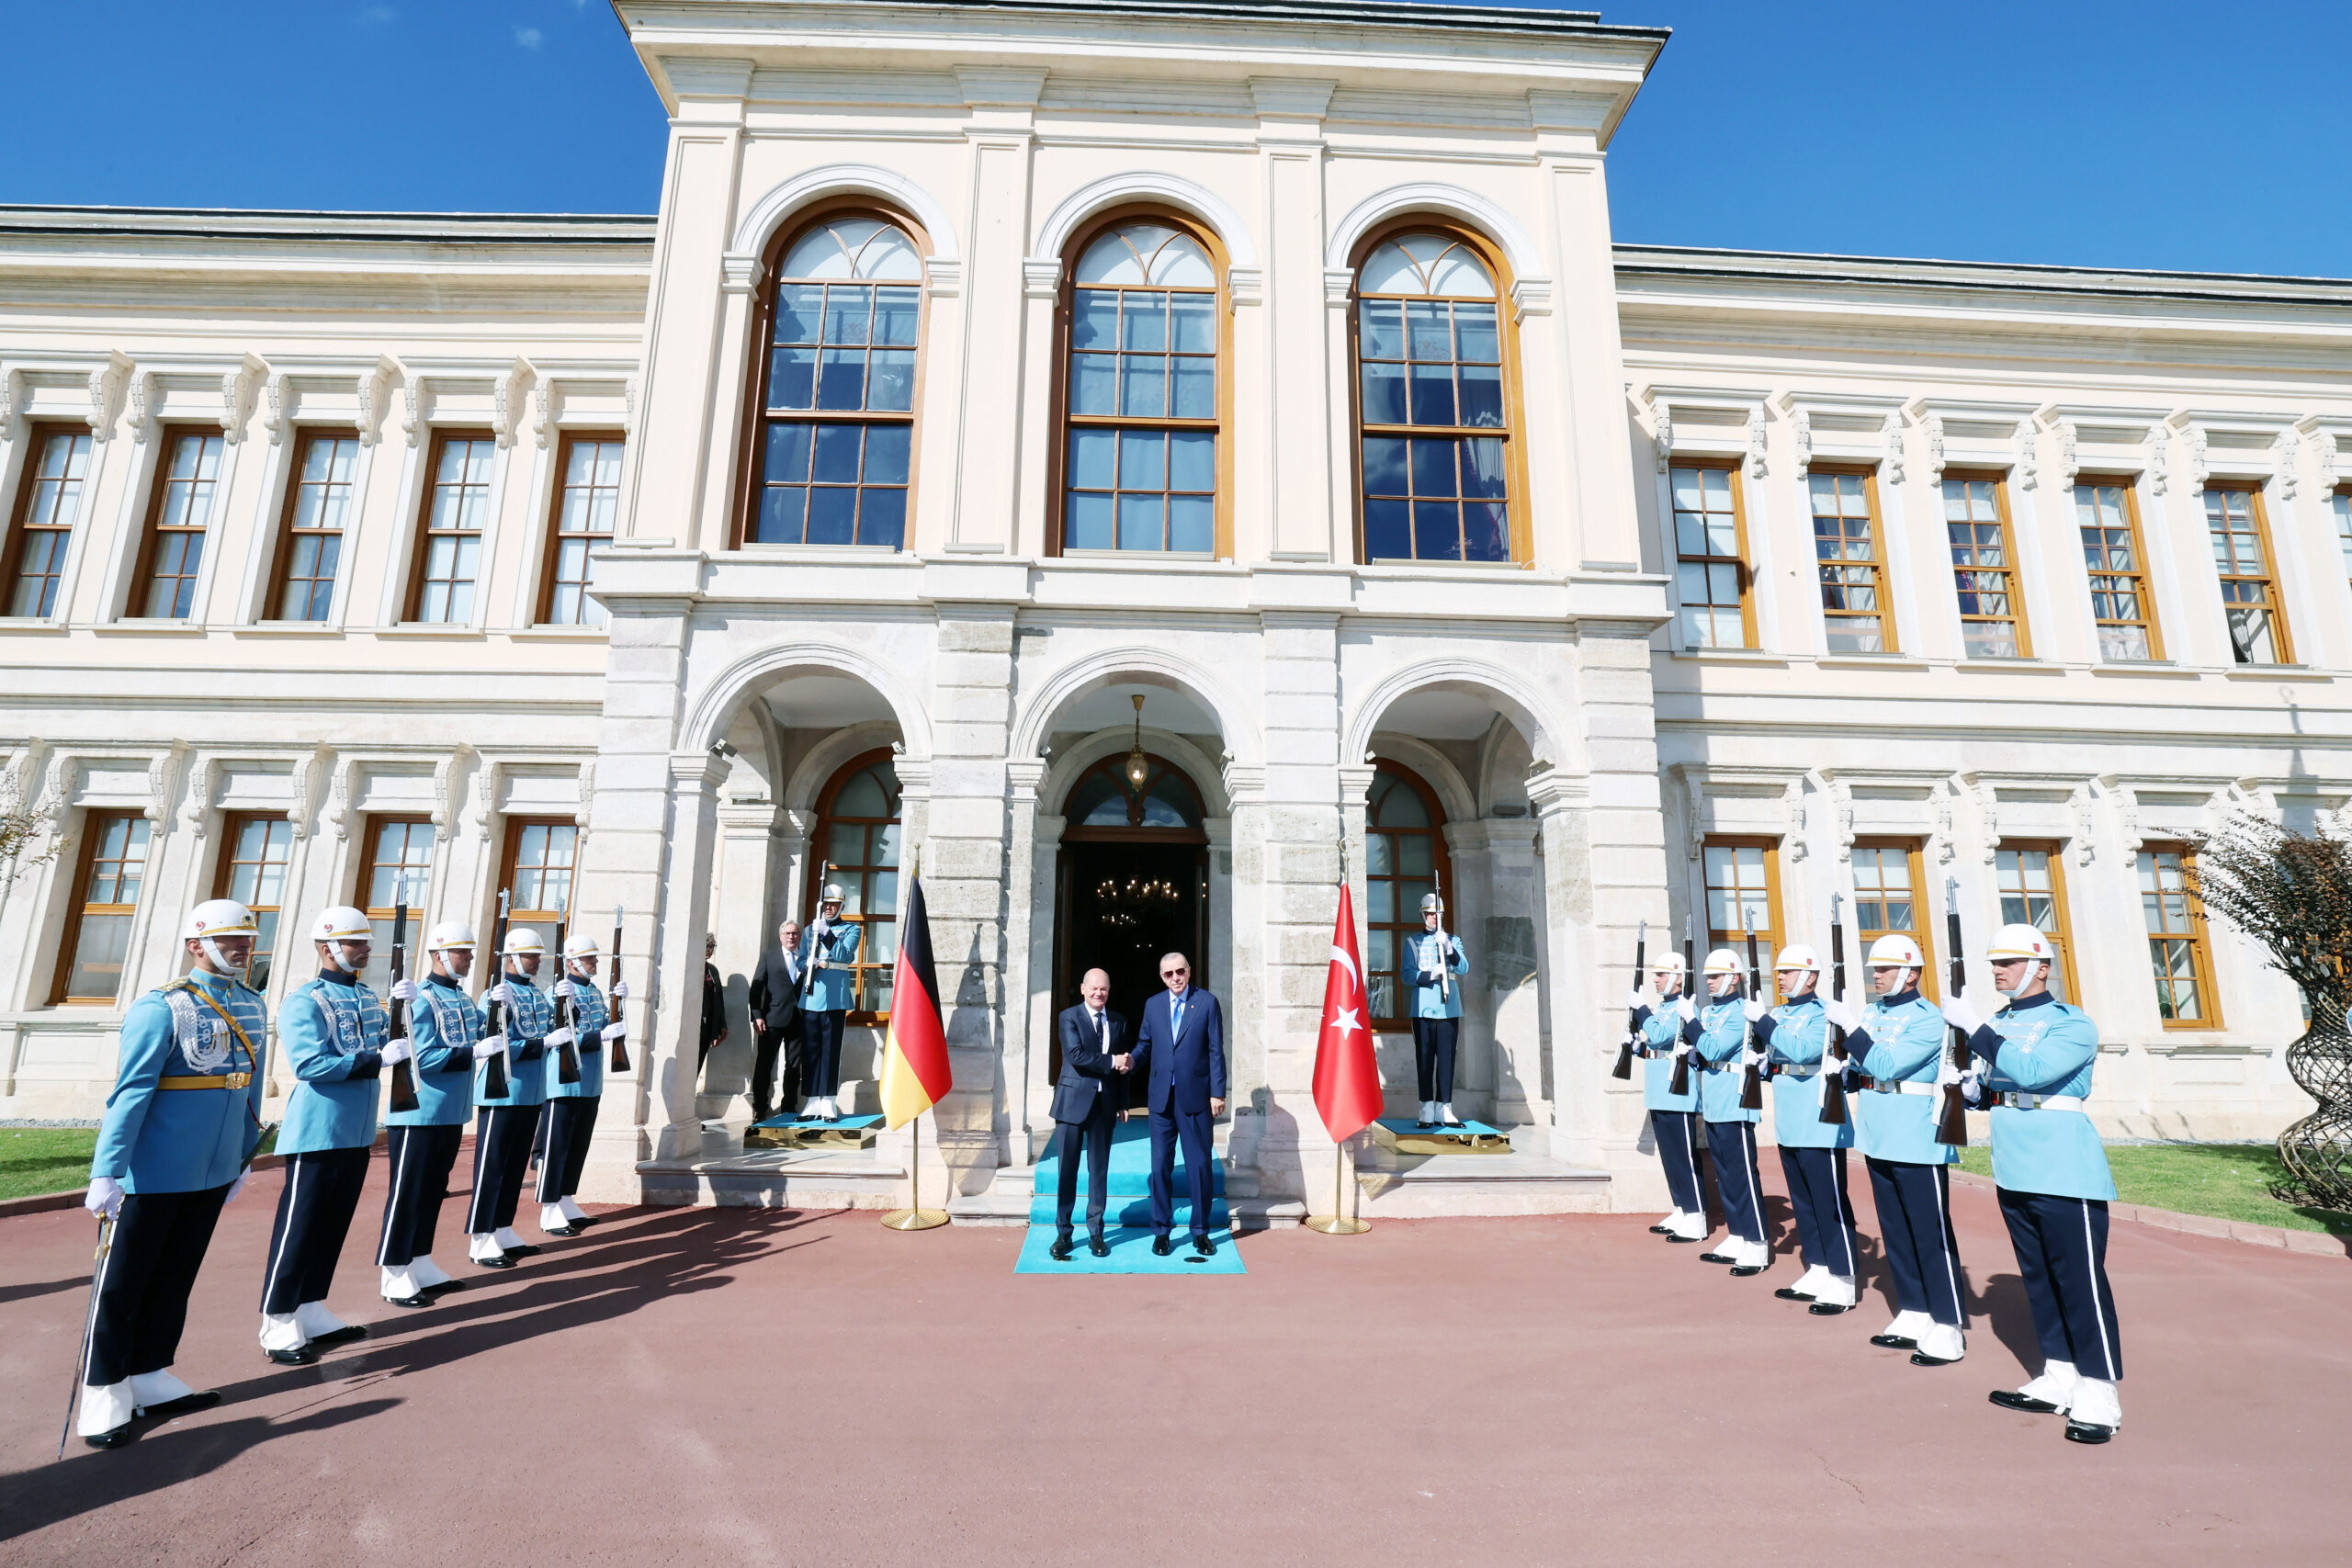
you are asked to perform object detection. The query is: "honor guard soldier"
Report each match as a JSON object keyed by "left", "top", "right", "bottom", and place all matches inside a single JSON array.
[
  {"left": 1752, "top": 945, "right": 1860, "bottom": 1314},
  {"left": 1408, "top": 893, "right": 1470, "bottom": 1129},
  {"left": 797, "top": 885, "right": 862, "bottom": 1122},
  {"left": 1943, "top": 925, "right": 2123, "bottom": 1442},
  {"left": 259, "top": 907, "right": 387, "bottom": 1365},
  {"left": 1686, "top": 950, "right": 1770, "bottom": 1276},
  {"left": 536, "top": 930, "right": 620, "bottom": 1236},
  {"left": 1822, "top": 935, "right": 1967, "bottom": 1366},
  {"left": 1624, "top": 952, "right": 1707, "bottom": 1242},
  {"left": 376, "top": 921, "right": 481, "bottom": 1307},
  {"left": 466, "top": 927, "right": 552, "bottom": 1267},
  {"left": 77, "top": 899, "right": 268, "bottom": 1448}
]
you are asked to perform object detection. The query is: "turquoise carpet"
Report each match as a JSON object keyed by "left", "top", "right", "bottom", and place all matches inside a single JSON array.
[{"left": 1014, "top": 1120, "right": 1243, "bottom": 1276}]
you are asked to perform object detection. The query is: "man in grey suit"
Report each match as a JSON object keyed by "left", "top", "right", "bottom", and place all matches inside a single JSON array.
[{"left": 1049, "top": 967, "right": 1129, "bottom": 1261}]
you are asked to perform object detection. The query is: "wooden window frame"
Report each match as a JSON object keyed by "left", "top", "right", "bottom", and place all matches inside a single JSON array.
[
  {"left": 402, "top": 428, "right": 495, "bottom": 625},
  {"left": 1364, "top": 761, "right": 1453, "bottom": 1030},
  {"left": 537, "top": 431, "right": 625, "bottom": 626},
  {"left": 2075, "top": 477, "right": 2165, "bottom": 661},
  {"left": 1701, "top": 835, "right": 1783, "bottom": 973},
  {"left": 51, "top": 809, "right": 152, "bottom": 1006},
  {"left": 265, "top": 428, "right": 361, "bottom": 624},
  {"left": 731, "top": 200, "right": 933, "bottom": 551},
  {"left": 1346, "top": 218, "right": 1532, "bottom": 568},
  {"left": 1993, "top": 840, "right": 2082, "bottom": 1004},
  {"left": 2204, "top": 482, "right": 2294, "bottom": 666},
  {"left": 1940, "top": 469, "right": 2032, "bottom": 659},
  {"left": 2141, "top": 841, "right": 2222, "bottom": 1030},
  {"left": 1047, "top": 205, "right": 1234, "bottom": 560},
  {"left": 1669, "top": 459, "right": 1756, "bottom": 649},
  {"left": 127, "top": 426, "right": 225, "bottom": 621},
  {"left": 2, "top": 423, "right": 96, "bottom": 620},
  {"left": 214, "top": 811, "right": 295, "bottom": 990},
  {"left": 803, "top": 748, "right": 903, "bottom": 1027},
  {"left": 1851, "top": 837, "right": 1938, "bottom": 999},
  {"left": 500, "top": 817, "right": 581, "bottom": 930},
  {"left": 1809, "top": 464, "right": 1899, "bottom": 654}
]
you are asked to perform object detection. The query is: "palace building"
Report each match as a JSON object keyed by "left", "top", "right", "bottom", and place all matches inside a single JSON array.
[{"left": 1, "top": 0, "right": 2339, "bottom": 1217}]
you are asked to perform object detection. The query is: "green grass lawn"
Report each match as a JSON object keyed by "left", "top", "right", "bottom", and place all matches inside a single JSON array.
[
  {"left": 1958, "top": 1142, "right": 2352, "bottom": 1239},
  {"left": 0, "top": 1129, "right": 97, "bottom": 1201}
]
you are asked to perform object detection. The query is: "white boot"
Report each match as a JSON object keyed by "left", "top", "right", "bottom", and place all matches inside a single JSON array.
[
  {"left": 78, "top": 1379, "right": 135, "bottom": 1438},
  {"left": 294, "top": 1300, "right": 347, "bottom": 1338},
  {"left": 1812, "top": 1274, "right": 1858, "bottom": 1310},
  {"left": 381, "top": 1266, "right": 423, "bottom": 1302},
  {"left": 258, "top": 1312, "right": 307, "bottom": 1352},
  {"left": 1914, "top": 1322, "right": 1965, "bottom": 1364},
  {"left": 539, "top": 1203, "right": 571, "bottom": 1234},
  {"left": 492, "top": 1225, "right": 526, "bottom": 1251},
  {"left": 410, "top": 1255, "right": 453, "bottom": 1289},
  {"left": 129, "top": 1370, "right": 195, "bottom": 1413},
  {"left": 2018, "top": 1359, "right": 2080, "bottom": 1411},
  {"left": 468, "top": 1231, "right": 504, "bottom": 1262},
  {"left": 2066, "top": 1378, "right": 2121, "bottom": 1439},
  {"left": 558, "top": 1196, "right": 587, "bottom": 1223}
]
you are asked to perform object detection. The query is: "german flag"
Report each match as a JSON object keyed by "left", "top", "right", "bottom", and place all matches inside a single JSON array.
[{"left": 877, "top": 874, "right": 952, "bottom": 1129}]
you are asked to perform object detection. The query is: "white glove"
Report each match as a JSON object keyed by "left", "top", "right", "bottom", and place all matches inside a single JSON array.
[
  {"left": 1741, "top": 998, "right": 1767, "bottom": 1023},
  {"left": 1940, "top": 992, "right": 1984, "bottom": 1037},
  {"left": 476, "top": 1033, "right": 508, "bottom": 1056},
  {"left": 1821, "top": 997, "right": 1860, "bottom": 1033},
  {"left": 545, "top": 1027, "right": 576, "bottom": 1049},
  {"left": 85, "top": 1175, "right": 124, "bottom": 1219},
  {"left": 1675, "top": 997, "right": 1697, "bottom": 1023},
  {"left": 381, "top": 1041, "right": 412, "bottom": 1066},
  {"left": 611, "top": 980, "right": 628, "bottom": 1001},
  {"left": 1936, "top": 1060, "right": 1962, "bottom": 1089},
  {"left": 223, "top": 1171, "right": 247, "bottom": 1205},
  {"left": 553, "top": 978, "right": 576, "bottom": 999},
  {"left": 1626, "top": 988, "right": 1648, "bottom": 1011},
  {"left": 390, "top": 977, "right": 418, "bottom": 1003}
]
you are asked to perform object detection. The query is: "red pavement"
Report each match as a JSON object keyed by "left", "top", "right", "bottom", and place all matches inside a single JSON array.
[{"left": 2, "top": 1148, "right": 2347, "bottom": 1567}]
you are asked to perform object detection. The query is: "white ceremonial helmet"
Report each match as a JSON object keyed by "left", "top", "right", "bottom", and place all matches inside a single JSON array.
[
  {"left": 1419, "top": 893, "right": 1445, "bottom": 915},
  {"left": 426, "top": 921, "right": 477, "bottom": 952},
  {"left": 1773, "top": 943, "right": 1822, "bottom": 974},
  {"left": 503, "top": 926, "right": 546, "bottom": 957},
  {"left": 820, "top": 883, "right": 846, "bottom": 904},
  {"left": 1987, "top": 923, "right": 2056, "bottom": 996},
  {"left": 1866, "top": 933, "right": 1925, "bottom": 970},
  {"left": 184, "top": 898, "right": 258, "bottom": 942}
]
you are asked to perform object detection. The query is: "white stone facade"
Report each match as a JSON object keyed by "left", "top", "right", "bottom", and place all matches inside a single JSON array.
[{"left": 0, "top": 3, "right": 2335, "bottom": 1215}]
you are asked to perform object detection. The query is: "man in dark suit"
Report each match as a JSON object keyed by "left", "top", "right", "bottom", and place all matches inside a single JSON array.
[
  {"left": 1049, "top": 967, "right": 1129, "bottom": 1261},
  {"left": 1127, "top": 951, "right": 1227, "bottom": 1258},
  {"left": 745, "top": 919, "right": 804, "bottom": 1122}
]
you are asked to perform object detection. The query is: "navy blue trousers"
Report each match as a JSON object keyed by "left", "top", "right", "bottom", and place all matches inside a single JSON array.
[
  {"left": 1146, "top": 1104, "right": 1214, "bottom": 1240},
  {"left": 1998, "top": 1188, "right": 2121, "bottom": 1381},
  {"left": 1649, "top": 1109, "right": 1704, "bottom": 1214},
  {"left": 1704, "top": 1119, "right": 1765, "bottom": 1245},
  {"left": 1779, "top": 1145, "right": 1860, "bottom": 1278},
  {"left": 1865, "top": 1156, "right": 1967, "bottom": 1327}
]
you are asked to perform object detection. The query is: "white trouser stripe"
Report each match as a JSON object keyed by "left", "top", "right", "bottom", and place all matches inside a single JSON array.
[
  {"left": 1928, "top": 1165, "right": 1962, "bottom": 1327},
  {"left": 262, "top": 1159, "right": 303, "bottom": 1311},
  {"left": 2080, "top": 1200, "right": 2117, "bottom": 1379}
]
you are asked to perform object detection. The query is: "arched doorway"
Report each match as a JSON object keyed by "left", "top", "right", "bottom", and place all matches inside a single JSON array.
[{"left": 1051, "top": 751, "right": 1208, "bottom": 1100}]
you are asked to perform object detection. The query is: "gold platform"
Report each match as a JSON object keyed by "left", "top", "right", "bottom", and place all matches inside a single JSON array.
[
  {"left": 744, "top": 1122, "right": 879, "bottom": 1152},
  {"left": 1370, "top": 1120, "right": 1513, "bottom": 1157}
]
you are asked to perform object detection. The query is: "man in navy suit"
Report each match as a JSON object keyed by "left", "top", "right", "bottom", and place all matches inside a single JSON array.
[
  {"left": 1048, "top": 967, "right": 1129, "bottom": 1261},
  {"left": 1127, "top": 952, "right": 1227, "bottom": 1258}
]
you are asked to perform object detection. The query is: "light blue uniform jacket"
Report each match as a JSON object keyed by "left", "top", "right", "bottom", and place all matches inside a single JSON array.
[
  {"left": 546, "top": 974, "right": 608, "bottom": 1100},
  {"left": 392, "top": 973, "right": 479, "bottom": 1128},
  {"left": 1684, "top": 995, "right": 1758, "bottom": 1125},
  {"left": 477, "top": 970, "right": 551, "bottom": 1110},
  {"left": 1406, "top": 931, "right": 1468, "bottom": 1021},
  {"left": 1849, "top": 991, "right": 1953, "bottom": 1166},
  {"left": 92, "top": 970, "right": 268, "bottom": 1192},
  {"left": 1630, "top": 995, "right": 1699, "bottom": 1113},
  {"left": 1974, "top": 991, "right": 2115, "bottom": 1201},
  {"left": 1755, "top": 997, "right": 1854, "bottom": 1150},
  {"left": 277, "top": 972, "right": 387, "bottom": 1155},
  {"left": 797, "top": 920, "right": 863, "bottom": 1014}
]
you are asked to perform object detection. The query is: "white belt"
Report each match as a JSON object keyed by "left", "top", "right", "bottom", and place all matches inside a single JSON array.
[
  {"left": 1997, "top": 1092, "right": 2086, "bottom": 1112},
  {"left": 1865, "top": 1078, "right": 1936, "bottom": 1097}
]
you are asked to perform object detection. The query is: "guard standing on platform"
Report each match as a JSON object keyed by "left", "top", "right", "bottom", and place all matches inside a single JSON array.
[
  {"left": 76, "top": 899, "right": 268, "bottom": 1449},
  {"left": 797, "top": 885, "right": 862, "bottom": 1122},
  {"left": 1943, "top": 925, "right": 2123, "bottom": 1442},
  {"left": 1408, "top": 893, "right": 1470, "bottom": 1129},
  {"left": 376, "top": 921, "right": 481, "bottom": 1307},
  {"left": 1625, "top": 952, "right": 1707, "bottom": 1242},
  {"left": 1752, "top": 944, "right": 1861, "bottom": 1314},
  {"left": 259, "top": 907, "right": 386, "bottom": 1365},
  {"left": 1822, "top": 935, "right": 1967, "bottom": 1366},
  {"left": 537, "top": 931, "right": 618, "bottom": 1237},
  {"left": 466, "top": 927, "right": 551, "bottom": 1268},
  {"left": 1688, "top": 949, "right": 1770, "bottom": 1276}
]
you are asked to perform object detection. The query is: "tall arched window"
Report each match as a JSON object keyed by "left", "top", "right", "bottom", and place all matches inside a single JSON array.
[
  {"left": 1363, "top": 761, "right": 1453, "bottom": 1027},
  {"left": 743, "top": 214, "right": 923, "bottom": 548},
  {"left": 1057, "top": 218, "right": 1227, "bottom": 557},
  {"left": 806, "top": 750, "right": 901, "bottom": 1023},
  {"left": 1352, "top": 228, "right": 1524, "bottom": 565}
]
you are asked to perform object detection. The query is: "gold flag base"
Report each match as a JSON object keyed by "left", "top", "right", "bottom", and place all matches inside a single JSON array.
[
  {"left": 879, "top": 1208, "right": 949, "bottom": 1230},
  {"left": 1303, "top": 1137, "right": 1370, "bottom": 1235}
]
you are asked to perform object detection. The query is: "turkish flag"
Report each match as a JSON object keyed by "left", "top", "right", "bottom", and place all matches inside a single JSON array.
[{"left": 1311, "top": 884, "right": 1384, "bottom": 1143}]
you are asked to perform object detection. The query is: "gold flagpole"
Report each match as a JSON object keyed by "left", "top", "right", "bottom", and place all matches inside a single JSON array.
[{"left": 883, "top": 844, "right": 947, "bottom": 1231}]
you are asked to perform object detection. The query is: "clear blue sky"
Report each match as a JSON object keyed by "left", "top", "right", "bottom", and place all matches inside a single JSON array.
[{"left": 5, "top": 1, "right": 2346, "bottom": 276}]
